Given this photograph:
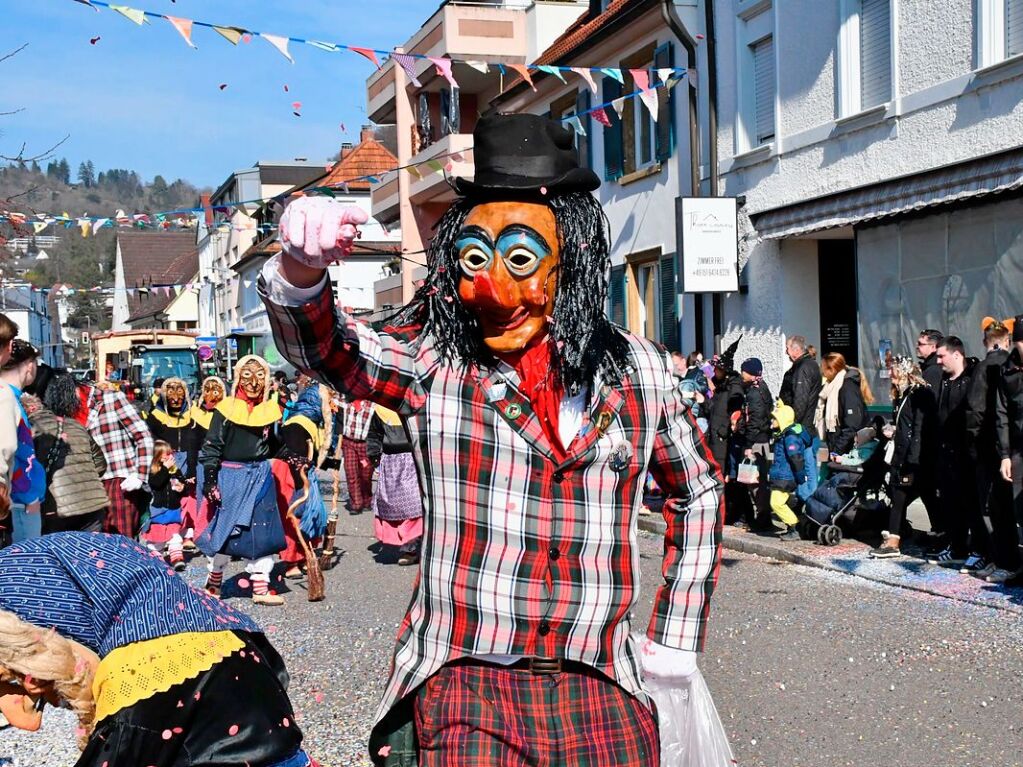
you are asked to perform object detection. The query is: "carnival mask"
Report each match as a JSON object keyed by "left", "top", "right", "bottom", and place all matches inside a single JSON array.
[
  {"left": 164, "top": 381, "right": 186, "bottom": 412},
  {"left": 456, "top": 201, "right": 558, "bottom": 355},
  {"left": 238, "top": 362, "right": 267, "bottom": 400},
  {"left": 202, "top": 379, "right": 225, "bottom": 408}
]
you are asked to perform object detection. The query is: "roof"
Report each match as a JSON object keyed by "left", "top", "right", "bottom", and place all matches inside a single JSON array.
[
  {"left": 305, "top": 138, "right": 399, "bottom": 193},
  {"left": 257, "top": 163, "right": 326, "bottom": 187},
  {"left": 116, "top": 230, "right": 198, "bottom": 322},
  {"left": 751, "top": 146, "right": 1023, "bottom": 239},
  {"left": 500, "top": 0, "right": 653, "bottom": 94}
]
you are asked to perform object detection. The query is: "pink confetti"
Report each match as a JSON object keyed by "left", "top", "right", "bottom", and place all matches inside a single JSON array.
[
  {"left": 228, "top": 724, "right": 239, "bottom": 736},
  {"left": 162, "top": 730, "right": 173, "bottom": 741},
  {"left": 177, "top": 602, "right": 185, "bottom": 611},
  {"left": 292, "top": 101, "right": 302, "bottom": 110},
  {"left": 378, "top": 746, "right": 392, "bottom": 757},
  {"left": 267, "top": 625, "right": 277, "bottom": 634},
  {"left": 173, "top": 727, "right": 183, "bottom": 734},
  {"left": 282, "top": 717, "right": 290, "bottom": 728},
  {"left": 540, "top": 186, "right": 548, "bottom": 195},
  {"left": 194, "top": 692, "right": 201, "bottom": 701},
  {"left": 242, "top": 34, "right": 252, "bottom": 43},
  {"left": 176, "top": 700, "right": 184, "bottom": 708},
  {"left": 237, "top": 578, "right": 251, "bottom": 589},
  {"left": 95, "top": 560, "right": 105, "bottom": 569},
  {"left": 315, "top": 692, "right": 325, "bottom": 703}
]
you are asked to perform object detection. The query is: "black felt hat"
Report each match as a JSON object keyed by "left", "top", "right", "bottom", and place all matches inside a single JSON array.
[{"left": 454, "top": 113, "right": 600, "bottom": 197}]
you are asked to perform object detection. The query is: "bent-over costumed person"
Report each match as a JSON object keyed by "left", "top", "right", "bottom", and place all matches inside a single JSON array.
[
  {"left": 197, "top": 356, "right": 286, "bottom": 606},
  {"left": 0, "top": 532, "right": 315, "bottom": 767},
  {"left": 366, "top": 404, "right": 423, "bottom": 566},
  {"left": 259, "top": 114, "right": 723, "bottom": 766},
  {"left": 183, "top": 376, "right": 227, "bottom": 547}
]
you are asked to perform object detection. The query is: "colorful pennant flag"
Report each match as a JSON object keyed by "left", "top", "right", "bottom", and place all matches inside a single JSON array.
[
  {"left": 592, "top": 107, "right": 612, "bottom": 127},
  {"left": 213, "top": 25, "right": 245, "bottom": 45},
  {"left": 429, "top": 57, "right": 459, "bottom": 89},
  {"left": 600, "top": 68, "right": 624, "bottom": 84},
  {"left": 567, "top": 115, "right": 586, "bottom": 136},
  {"left": 262, "top": 34, "right": 294, "bottom": 63},
  {"left": 509, "top": 64, "right": 535, "bottom": 91},
  {"left": 165, "top": 16, "right": 196, "bottom": 48},
  {"left": 111, "top": 5, "right": 145, "bottom": 24},
  {"left": 465, "top": 61, "right": 489, "bottom": 74},
  {"left": 571, "top": 67, "right": 598, "bottom": 92},
  {"left": 391, "top": 53, "right": 422, "bottom": 86},
  {"left": 610, "top": 97, "right": 626, "bottom": 118},
  {"left": 425, "top": 159, "right": 444, "bottom": 174},
  {"left": 657, "top": 67, "right": 675, "bottom": 85},
  {"left": 350, "top": 47, "right": 381, "bottom": 69},
  {"left": 630, "top": 69, "right": 658, "bottom": 121},
  {"left": 537, "top": 65, "right": 566, "bottom": 83},
  {"left": 307, "top": 40, "right": 340, "bottom": 53}
]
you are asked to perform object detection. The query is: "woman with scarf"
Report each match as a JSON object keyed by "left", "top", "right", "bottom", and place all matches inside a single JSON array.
[
  {"left": 0, "top": 532, "right": 314, "bottom": 767},
  {"left": 197, "top": 356, "right": 286, "bottom": 606},
  {"left": 366, "top": 403, "right": 422, "bottom": 566},
  {"left": 275, "top": 375, "right": 330, "bottom": 578},
  {"left": 817, "top": 353, "right": 874, "bottom": 457}
]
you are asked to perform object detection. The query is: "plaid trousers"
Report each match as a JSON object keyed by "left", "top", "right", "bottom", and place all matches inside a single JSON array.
[
  {"left": 414, "top": 663, "right": 659, "bottom": 767},
  {"left": 342, "top": 439, "right": 374, "bottom": 511},
  {"left": 101, "top": 478, "right": 149, "bottom": 538}
]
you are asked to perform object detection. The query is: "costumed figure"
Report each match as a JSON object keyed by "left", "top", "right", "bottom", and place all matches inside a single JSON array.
[
  {"left": 339, "top": 398, "right": 375, "bottom": 513},
  {"left": 0, "top": 532, "right": 315, "bottom": 767},
  {"left": 140, "top": 440, "right": 188, "bottom": 571},
  {"left": 275, "top": 375, "right": 331, "bottom": 579},
  {"left": 146, "top": 378, "right": 194, "bottom": 476},
  {"left": 183, "top": 375, "right": 227, "bottom": 547},
  {"left": 259, "top": 114, "right": 727, "bottom": 766},
  {"left": 366, "top": 404, "right": 423, "bottom": 566},
  {"left": 197, "top": 356, "right": 287, "bottom": 606}
]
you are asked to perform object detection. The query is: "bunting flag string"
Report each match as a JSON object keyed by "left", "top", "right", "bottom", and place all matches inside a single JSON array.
[
  {"left": 0, "top": 78, "right": 675, "bottom": 240},
  {"left": 72, "top": 0, "right": 688, "bottom": 85}
]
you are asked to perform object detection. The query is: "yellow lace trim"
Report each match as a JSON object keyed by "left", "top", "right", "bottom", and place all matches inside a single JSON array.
[
  {"left": 216, "top": 397, "right": 282, "bottom": 428},
  {"left": 92, "top": 631, "right": 245, "bottom": 722},
  {"left": 190, "top": 405, "right": 215, "bottom": 430},
  {"left": 149, "top": 408, "right": 193, "bottom": 429}
]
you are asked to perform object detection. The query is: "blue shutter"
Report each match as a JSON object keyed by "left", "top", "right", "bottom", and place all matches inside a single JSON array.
[
  {"left": 660, "top": 253, "right": 678, "bottom": 350},
  {"left": 609, "top": 264, "right": 626, "bottom": 326},
  {"left": 654, "top": 41, "right": 676, "bottom": 162},
  {"left": 602, "top": 76, "right": 624, "bottom": 181},
  {"left": 575, "top": 90, "right": 592, "bottom": 169}
]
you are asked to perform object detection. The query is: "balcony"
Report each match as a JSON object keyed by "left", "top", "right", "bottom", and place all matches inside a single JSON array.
[
  {"left": 367, "top": 61, "right": 397, "bottom": 124},
  {"left": 409, "top": 133, "right": 475, "bottom": 206},
  {"left": 370, "top": 171, "right": 401, "bottom": 225}
]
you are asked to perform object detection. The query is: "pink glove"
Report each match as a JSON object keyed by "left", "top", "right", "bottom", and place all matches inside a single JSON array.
[{"left": 279, "top": 197, "right": 370, "bottom": 268}]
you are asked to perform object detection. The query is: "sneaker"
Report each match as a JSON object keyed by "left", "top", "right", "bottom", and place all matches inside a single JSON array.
[
  {"left": 777, "top": 526, "right": 800, "bottom": 541},
  {"left": 731, "top": 519, "right": 750, "bottom": 531},
  {"left": 182, "top": 539, "right": 197, "bottom": 553},
  {"left": 869, "top": 544, "right": 902, "bottom": 559},
  {"left": 929, "top": 546, "right": 966, "bottom": 566},
  {"left": 173, "top": 560, "right": 187, "bottom": 573},
  {"left": 985, "top": 567, "right": 1019, "bottom": 584},
  {"left": 976, "top": 562, "right": 997, "bottom": 579},
  {"left": 639, "top": 505, "right": 654, "bottom": 516},
  {"left": 959, "top": 554, "right": 989, "bottom": 574}
]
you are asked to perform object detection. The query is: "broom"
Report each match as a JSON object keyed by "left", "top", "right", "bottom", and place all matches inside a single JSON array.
[
  {"left": 318, "top": 468, "right": 341, "bottom": 571},
  {"left": 285, "top": 449, "right": 325, "bottom": 602}
]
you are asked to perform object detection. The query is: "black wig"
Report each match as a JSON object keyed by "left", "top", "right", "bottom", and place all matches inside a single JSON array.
[
  {"left": 389, "top": 192, "right": 631, "bottom": 395},
  {"left": 43, "top": 372, "right": 84, "bottom": 420}
]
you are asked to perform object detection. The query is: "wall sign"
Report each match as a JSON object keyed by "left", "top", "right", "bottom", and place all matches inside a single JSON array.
[{"left": 679, "top": 197, "right": 739, "bottom": 293}]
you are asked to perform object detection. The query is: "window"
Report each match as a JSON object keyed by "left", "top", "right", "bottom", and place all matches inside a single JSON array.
[
  {"left": 736, "top": 6, "right": 776, "bottom": 152},
  {"left": 549, "top": 91, "right": 591, "bottom": 169},
  {"left": 977, "top": 0, "right": 1023, "bottom": 66},
  {"left": 600, "top": 42, "right": 676, "bottom": 181},
  {"left": 751, "top": 36, "right": 776, "bottom": 144},
  {"left": 440, "top": 87, "right": 460, "bottom": 136},
  {"left": 838, "top": 0, "right": 892, "bottom": 116}
]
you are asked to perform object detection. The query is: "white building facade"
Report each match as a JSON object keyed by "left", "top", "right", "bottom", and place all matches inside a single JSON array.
[{"left": 709, "top": 0, "right": 1023, "bottom": 397}]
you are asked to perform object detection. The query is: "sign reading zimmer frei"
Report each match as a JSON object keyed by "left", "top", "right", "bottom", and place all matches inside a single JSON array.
[{"left": 680, "top": 197, "right": 739, "bottom": 293}]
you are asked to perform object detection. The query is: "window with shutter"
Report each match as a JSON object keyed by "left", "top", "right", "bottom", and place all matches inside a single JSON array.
[
  {"left": 654, "top": 42, "right": 676, "bottom": 162},
  {"left": 751, "top": 36, "right": 776, "bottom": 145},
  {"left": 602, "top": 77, "right": 624, "bottom": 181},
  {"left": 1009, "top": 0, "right": 1023, "bottom": 56},
  {"left": 860, "top": 0, "right": 892, "bottom": 108},
  {"left": 609, "top": 265, "right": 626, "bottom": 326},
  {"left": 660, "top": 253, "right": 678, "bottom": 351},
  {"left": 575, "top": 90, "right": 592, "bottom": 169}
]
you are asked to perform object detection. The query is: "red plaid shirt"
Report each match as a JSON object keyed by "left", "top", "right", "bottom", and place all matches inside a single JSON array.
[
  {"left": 260, "top": 277, "right": 723, "bottom": 725},
  {"left": 340, "top": 399, "right": 374, "bottom": 441},
  {"left": 86, "top": 387, "right": 154, "bottom": 481}
]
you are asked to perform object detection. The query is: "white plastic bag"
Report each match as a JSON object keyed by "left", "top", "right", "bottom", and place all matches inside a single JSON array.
[{"left": 633, "top": 635, "right": 736, "bottom": 767}]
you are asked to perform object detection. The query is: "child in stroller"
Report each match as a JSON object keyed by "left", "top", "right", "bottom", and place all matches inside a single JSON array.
[{"left": 801, "top": 424, "right": 891, "bottom": 545}]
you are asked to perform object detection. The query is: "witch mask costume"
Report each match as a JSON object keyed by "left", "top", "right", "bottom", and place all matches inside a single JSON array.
[{"left": 259, "top": 113, "right": 725, "bottom": 766}]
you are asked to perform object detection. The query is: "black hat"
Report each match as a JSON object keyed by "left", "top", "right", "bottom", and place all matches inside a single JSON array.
[
  {"left": 712, "top": 335, "right": 742, "bottom": 372},
  {"left": 454, "top": 113, "right": 600, "bottom": 198}
]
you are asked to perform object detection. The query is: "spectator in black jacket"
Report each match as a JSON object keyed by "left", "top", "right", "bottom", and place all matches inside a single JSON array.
[
  {"left": 816, "top": 353, "right": 872, "bottom": 457},
  {"left": 929, "top": 336, "right": 975, "bottom": 567},
  {"left": 870, "top": 358, "right": 932, "bottom": 559},
  {"left": 914, "top": 328, "right": 946, "bottom": 538},
  {"left": 735, "top": 357, "right": 773, "bottom": 530},
  {"left": 962, "top": 319, "right": 1017, "bottom": 581},
  {"left": 707, "top": 361, "right": 744, "bottom": 471},
  {"left": 779, "top": 335, "right": 823, "bottom": 500},
  {"left": 994, "top": 316, "right": 1023, "bottom": 584}
]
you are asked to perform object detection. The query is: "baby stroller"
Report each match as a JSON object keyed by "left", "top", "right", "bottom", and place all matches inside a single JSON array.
[{"left": 801, "top": 428, "right": 892, "bottom": 546}]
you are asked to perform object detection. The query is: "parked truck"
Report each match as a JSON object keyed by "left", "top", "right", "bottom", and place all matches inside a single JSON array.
[{"left": 92, "top": 329, "right": 201, "bottom": 404}]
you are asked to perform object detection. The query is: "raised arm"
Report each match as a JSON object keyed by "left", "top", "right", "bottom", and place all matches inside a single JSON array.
[{"left": 258, "top": 198, "right": 425, "bottom": 416}]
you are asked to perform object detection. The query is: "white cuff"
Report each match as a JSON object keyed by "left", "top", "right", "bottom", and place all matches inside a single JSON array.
[
  {"left": 261, "top": 255, "right": 330, "bottom": 307},
  {"left": 638, "top": 637, "right": 699, "bottom": 681}
]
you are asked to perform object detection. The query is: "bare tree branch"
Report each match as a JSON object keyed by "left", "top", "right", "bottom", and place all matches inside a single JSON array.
[
  {"left": 0, "top": 108, "right": 25, "bottom": 118},
  {"left": 0, "top": 134, "right": 70, "bottom": 164}
]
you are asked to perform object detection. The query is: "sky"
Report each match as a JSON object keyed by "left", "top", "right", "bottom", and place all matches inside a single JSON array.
[{"left": 1, "top": 0, "right": 429, "bottom": 188}]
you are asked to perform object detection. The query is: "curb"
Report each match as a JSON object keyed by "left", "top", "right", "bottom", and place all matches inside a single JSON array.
[{"left": 636, "top": 515, "right": 1023, "bottom": 616}]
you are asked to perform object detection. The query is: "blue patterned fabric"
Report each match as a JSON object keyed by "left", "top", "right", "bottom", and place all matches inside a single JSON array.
[
  {"left": 289, "top": 385, "right": 324, "bottom": 425},
  {"left": 196, "top": 461, "right": 284, "bottom": 559},
  {"left": 0, "top": 532, "right": 259, "bottom": 657},
  {"left": 292, "top": 467, "right": 327, "bottom": 539}
]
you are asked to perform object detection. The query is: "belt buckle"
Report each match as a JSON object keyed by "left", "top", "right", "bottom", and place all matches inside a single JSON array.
[{"left": 528, "top": 657, "right": 562, "bottom": 675}]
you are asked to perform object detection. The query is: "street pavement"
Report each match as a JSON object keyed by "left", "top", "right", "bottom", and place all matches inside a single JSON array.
[{"left": 3, "top": 487, "right": 1023, "bottom": 767}]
